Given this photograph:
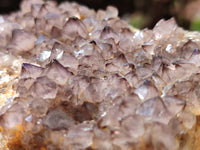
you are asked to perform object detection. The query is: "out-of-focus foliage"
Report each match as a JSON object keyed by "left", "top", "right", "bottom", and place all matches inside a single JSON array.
[
  {"left": 124, "top": 0, "right": 200, "bottom": 31},
  {"left": 184, "top": 0, "right": 200, "bottom": 31},
  {"left": 124, "top": 13, "right": 146, "bottom": 29},
  {"left": 191, "top": 18, "right": 200, "bottom": 31},
  {"left": 1, "top": 0, "right": 200, "bottom": 31}
]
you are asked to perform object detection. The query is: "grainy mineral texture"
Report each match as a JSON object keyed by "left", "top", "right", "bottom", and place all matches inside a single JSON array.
[{"left": 1, "top": 0, "right": 200, "bottom": 150}]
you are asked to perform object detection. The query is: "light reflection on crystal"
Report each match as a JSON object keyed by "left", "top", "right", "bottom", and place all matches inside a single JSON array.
[
  {"left": 38, "top": 50, "right": 51, "bottom": 62},
  {"left": 56, "top": 50, "right": 63, "bottom": 59},
  {"left": 165, "top": 44, "right": 172, "bottom": 52},
  {"left": 35, "top": 34, "right": 45, "bottom": 45},
  {"left": 133, "top": 30, "right": 143, "bottom": 39},
  {"left": 74, "top": 49, "right": 84, "bottom": 57},
  {"left": 161, "top": 84, "right": 173, "bottom": 97},
  {"left": 0, "top": 0, "right": 200, "bottom": 150},
  {"left": 0, "top": 16, "right": 4, "bottom": 24},
  {"left": 25, "top": 115, "right": 32, "bottom": 122}
]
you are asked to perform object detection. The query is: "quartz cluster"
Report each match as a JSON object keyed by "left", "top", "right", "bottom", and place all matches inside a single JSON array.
[{"left": 1, "top": 0, "right": 200, "bottom": 150}]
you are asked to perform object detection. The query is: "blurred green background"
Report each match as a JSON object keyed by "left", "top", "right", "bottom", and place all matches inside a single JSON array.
[{"left": 0, "top": 0, "right": 200, "bottom": 31}]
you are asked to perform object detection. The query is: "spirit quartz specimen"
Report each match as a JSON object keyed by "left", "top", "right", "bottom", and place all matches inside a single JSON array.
[{"left": 1, "top": 0, "right": 200, "bottom": 150}]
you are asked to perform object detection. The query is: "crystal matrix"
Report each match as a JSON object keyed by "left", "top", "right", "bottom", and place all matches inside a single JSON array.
[{"left": 0, "top": 0, "right": 200, "bottom": 150}]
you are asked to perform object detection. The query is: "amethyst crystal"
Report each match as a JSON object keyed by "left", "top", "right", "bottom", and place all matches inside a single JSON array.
[{"left": 0, "top": 0, "right": 200, "bottom": 150}]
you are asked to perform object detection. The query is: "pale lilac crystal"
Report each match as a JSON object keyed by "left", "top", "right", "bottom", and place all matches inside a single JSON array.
[
  {"left": 162, "top": 96, "right": 186, "bottom": 115},
  {"left": 43, "top": 60, "right": 72, "bottom": 85},
  {"left": 121, "top": 115, "right": 145, "bottom": 138},
  {"left": 134, "top": 80, "right": 159, "bottom": 101},
  {"left": 153, "top": 18, "right": 177, "bottom": 39},
  {"left": 63, "top": 122, "right": 94, "bottom": 149},
  {"left": 180, "top": 40, "right": 199, "bottom": 60},
  {"left": 29, "top": 98, "right": 49, "bottom": 117},
  {"left": 0, "top": 0, "right": 200, "bottom": 150},
  {"left": 1, "top": 100, "right": 27, "bottom": 129},
  {"left": 29, "top": 76, "right": 58, "bottom": 99},
  {"left": 20, "top": 63, "right": 44, "bottom": 79},
  {"left": 100, "top": 26, "right": 119, "bottom": 42},
  {"left": 43, "top": 108, "right": 75, "bottom": 130},
  {"left": 63, "top": 17, "right": 88, "bottom": 40},
  {"left": 136, "top": 97, "right": 172, "bottom": 124},
  {"left": 57, "top": 52, "right": 78, "bottom": 70},
  {"left": 8, "top": 29, "right": 36, "bottom": 53}
]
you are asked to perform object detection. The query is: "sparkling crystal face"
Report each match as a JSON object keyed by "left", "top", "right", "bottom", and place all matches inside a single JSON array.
[{"left": 0, "top": 0, "right": 200, "bottom": 150}]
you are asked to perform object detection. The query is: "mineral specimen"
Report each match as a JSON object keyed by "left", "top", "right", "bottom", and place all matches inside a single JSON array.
[{"left": 0, "top": 0, "right": 200, "bottom": 150}]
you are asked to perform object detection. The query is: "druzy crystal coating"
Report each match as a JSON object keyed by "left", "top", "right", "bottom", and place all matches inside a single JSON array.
[{"left": 0, "top": 0, "right": 200, "bottom": 150}]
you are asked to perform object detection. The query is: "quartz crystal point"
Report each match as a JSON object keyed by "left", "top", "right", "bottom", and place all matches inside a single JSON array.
[
  {"left": 1, "top": 0, "right": 200, "bottom": 150},
  {"left": 8, "top": 29, "right": 36, "bottom": 53}
]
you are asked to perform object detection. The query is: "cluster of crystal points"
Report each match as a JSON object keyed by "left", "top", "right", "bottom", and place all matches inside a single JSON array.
[{"left": 1, "top": 0, "right": 200, "bottom": 150}]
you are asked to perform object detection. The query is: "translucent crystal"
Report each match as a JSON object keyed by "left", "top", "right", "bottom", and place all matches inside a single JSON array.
[
  {"left": 8, "top": 29, "right": 36, "bottom": 53},
  {"left": 43, "top": 60, "right": 72, "bottom": 85},
  {"left": 105, "top": 6, "right": 118, "bottom": 19},
  {"left": 100, "top": 26, "right": 119, "bottom": 42},
  {"left": 121, "top": 115, "right": 144, "bottom": 138},
  {"left": 63, "top": 122, "right": 93, "bottom": 149},
  {"left": 136, "top": 97, "right": 172, "bottom": 124},
  {"left": 162, "top": 96, "right": 185, "bottom": 115},
  {"left": 21, "top": 63, "right": 44, "bottom": 79},
  {"left": 153, "top": 18, "right": 177, "bottom": 40},
  {"left": 63, "top": 17, "right": 88, "bottom": 40},
  {"left": 134, "top": 80, "right": 159, "bottom": 101},
  {"left": 35, "top": 34, "right": 45, "bottom": 45},
  {"left": 29, "top": 99, "right": 49, "bottom": 117},
  {"left": 43, "top": 108, "right": 75, "bottom": 130},
  {"left": 37, "top": 50, "right": 51, "bottom": 62},
  {"left": 1, "top": 0, "right": 200, "bottom": 150},
  {"left": 1, "top": 100, "right": 27, "bottom": 129},
  {"left": 29, "top": 76, "right": 58, "bottom": 99}
]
